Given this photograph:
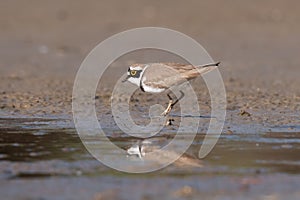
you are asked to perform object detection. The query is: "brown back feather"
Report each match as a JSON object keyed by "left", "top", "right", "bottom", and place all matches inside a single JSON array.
[{"left": 141, "top": 63, "right": 216, "bottom": 89}]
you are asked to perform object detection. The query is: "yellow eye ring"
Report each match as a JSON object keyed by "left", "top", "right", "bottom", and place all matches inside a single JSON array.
[{"left": 130, "top": 70, "right": 137, "bottom": 76}]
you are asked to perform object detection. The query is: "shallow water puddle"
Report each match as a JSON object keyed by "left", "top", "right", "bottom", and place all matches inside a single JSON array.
[
  {"left": 0, "top": 118, "right": 299, "bottom": 178},
  {"left": 0, "top": 118, "right": 300, "bottom": 199}
]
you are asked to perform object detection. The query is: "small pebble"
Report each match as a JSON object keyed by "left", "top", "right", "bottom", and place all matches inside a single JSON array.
[{"left": 240, "top": 109, "right": 251, "bottom": 117}]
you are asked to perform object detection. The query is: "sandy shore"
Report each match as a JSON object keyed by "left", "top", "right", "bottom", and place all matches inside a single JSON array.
[{"left": 1, "top": 1, "right": 300, "bottom": 133}]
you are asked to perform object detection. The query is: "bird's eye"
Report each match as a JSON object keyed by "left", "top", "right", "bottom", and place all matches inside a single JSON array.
[{"left": 130, "top": 70, "right": 137, "bottom": 76}]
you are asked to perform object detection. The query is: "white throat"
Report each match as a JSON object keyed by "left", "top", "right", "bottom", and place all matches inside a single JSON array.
[{"left": 127, "top": 76, "right": 140, "bottom": 86}]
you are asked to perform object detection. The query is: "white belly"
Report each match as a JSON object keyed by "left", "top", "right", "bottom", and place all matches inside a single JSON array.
[{"left": 142, "top": 83, "right": 165, "bottom": 93}]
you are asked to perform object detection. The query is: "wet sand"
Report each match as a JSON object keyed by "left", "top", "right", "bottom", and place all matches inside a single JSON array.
[{"left": 0, "top": 0, "right": 300, "bottom": 199}]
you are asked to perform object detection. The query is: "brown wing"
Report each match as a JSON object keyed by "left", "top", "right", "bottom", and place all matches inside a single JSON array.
[{"left": 141, "top": 63, "right": 216, "bottom": 89}]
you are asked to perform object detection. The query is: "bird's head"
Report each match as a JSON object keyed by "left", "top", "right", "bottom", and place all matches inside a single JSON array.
[{"left": 122, "top": 64, "right": 146, "bottom": 85}]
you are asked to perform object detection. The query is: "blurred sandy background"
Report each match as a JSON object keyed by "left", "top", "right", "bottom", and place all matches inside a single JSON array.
[{"left": 1, "top": 0, "right": 300, "bottom": 82}]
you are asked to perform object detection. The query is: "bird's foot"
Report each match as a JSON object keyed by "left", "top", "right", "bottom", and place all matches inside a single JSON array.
[{"left": 160, "top": 91, "right": 184, "bottom": 116}]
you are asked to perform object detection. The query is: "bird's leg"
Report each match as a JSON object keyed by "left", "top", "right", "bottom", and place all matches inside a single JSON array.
[
  {"left": 161, "top": 91, "right": 184, "bottom": 116},
  {"left": 171, "top": 91, "right": 184, "bottom": 107},
  {"left": 161, "top": 95, "right": 173, "bottom": 116}
]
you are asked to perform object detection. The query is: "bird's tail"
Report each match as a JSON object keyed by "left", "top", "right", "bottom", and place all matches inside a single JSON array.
[
  {"left": 194, "top": 62, "right": 220, "bottom": 76},
  {"left": 200, "top": 62, "right": 220, "bottom": 68}
]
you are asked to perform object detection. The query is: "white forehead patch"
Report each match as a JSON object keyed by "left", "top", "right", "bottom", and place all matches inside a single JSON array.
[{"left": 130, "top": 66, "right": 143, "bottom": 70}]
